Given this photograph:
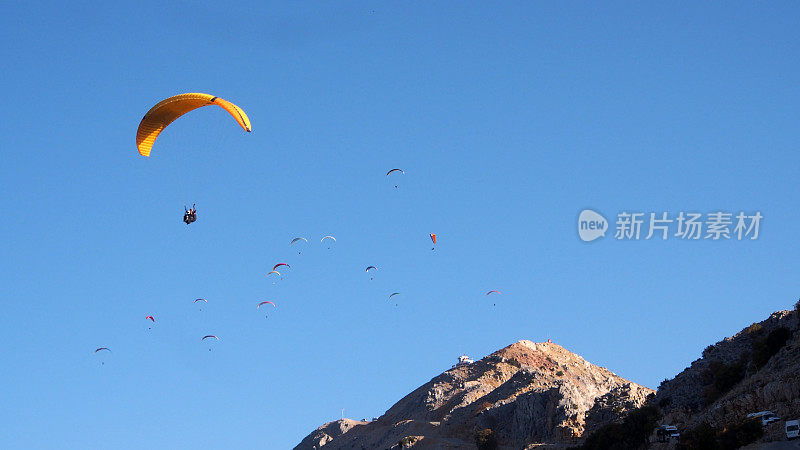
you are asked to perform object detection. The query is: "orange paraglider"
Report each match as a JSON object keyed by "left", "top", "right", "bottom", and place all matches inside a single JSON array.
[{"left": 136, "top": 93, "right": 251, "bottom": 157}]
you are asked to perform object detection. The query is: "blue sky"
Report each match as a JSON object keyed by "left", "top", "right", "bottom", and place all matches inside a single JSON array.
[{"left": 2, "top": 1, "right": 799, "bottom": 448}]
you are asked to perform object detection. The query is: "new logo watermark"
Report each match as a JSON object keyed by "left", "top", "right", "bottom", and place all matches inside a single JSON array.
[
  {"left": 578, "top": 210, "right": 762, "bottom": 242},
  {"left": 578, "top": 209, "right": 608, "bottom": 242}
]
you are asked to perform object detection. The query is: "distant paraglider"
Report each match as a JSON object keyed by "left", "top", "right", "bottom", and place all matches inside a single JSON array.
[
  {"left": 291, "top": 237, "right": 308, "bottom": 254},
  {"left": 95, "top": 347, "right": 111, "bottom": 365},
  {"left": 321, "top": 235, "right": 336, "bottom": 249},
  {"left": 486, "top": 290, "right": 501, "bottom": 306},
  {"left": 257, "top": 301, "right": 276, "bottom": 309},
  {"left": 194, "top": 298, "right": 207, "bottom": 311},
  {"left": 389, "top": 292, "right": 400, "bottom": 306},
  {"left": 273, "top": 263, "right": 290, "bottom": 271},
  {"left": 430, "top": 233, "right": 437, "bottom": 250},
  {"left": 386, "top": 168, "right": 404, "bottom": 188},
  {"left": 202, "top": 335, "right": 219, "bottom": 351},
  {"left": 366, "top": 266, "right": 377, "bottom": 280},
  {"left": 267, "top": 270, "right": 282, "bottom": 284},
  {"left": 145, "top": 315, "right": 155, "bottom": 330}
]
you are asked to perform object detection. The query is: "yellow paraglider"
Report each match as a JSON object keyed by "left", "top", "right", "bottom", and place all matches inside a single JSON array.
[{"left": 136, "top": 93, "right": 251, "bottom": 157}]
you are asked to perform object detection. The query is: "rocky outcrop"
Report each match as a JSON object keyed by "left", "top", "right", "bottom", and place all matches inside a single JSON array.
[
  {"left": 295, "top": 419, "right": 369, "bottom": 449},
  {"left": 295, "top": 341, "right": 653, "bottom": 449},
  {"left": 655, "top": 310, "right": 800, "bottom": 437},
  {"left": 583, "top": 383, "right": 655, "bottom": 437}
]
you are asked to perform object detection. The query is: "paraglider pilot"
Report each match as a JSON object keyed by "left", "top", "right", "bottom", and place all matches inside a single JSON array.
[{"left": 183, "top": 204, "right": 197, "bottom": 224}]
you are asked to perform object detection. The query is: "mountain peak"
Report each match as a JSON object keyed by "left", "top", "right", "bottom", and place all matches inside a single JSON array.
[{"left": 296, "top": 339, "right": 652, "bottom": 449}]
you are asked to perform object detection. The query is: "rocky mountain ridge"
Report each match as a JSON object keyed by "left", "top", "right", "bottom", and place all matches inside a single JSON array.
[
  {"left": 297, "top": 308, "right": 800, "bottom": 449},
  {"left": 296, "top": 341, "right": 652, "bottom": 449}
]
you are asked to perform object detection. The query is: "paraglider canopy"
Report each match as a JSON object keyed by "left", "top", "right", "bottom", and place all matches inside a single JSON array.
[
  {"left": 201, "top": 335, "right": 220, "bottom": 341},
  {"left": 272, "top": 263, "right": 290, "bottom": 271},
  {"left": 136, "top": 93, "right": 251, "bottom": 157},
  {"left": 486, "top": 290, "right": 501, "bottom": 296},
  {"left": 257, "top": 301, "right": 276, "bottom": 309},
  {"left": 94, "top": 347, "right": 111, "bottom": 353},
  {"left": 145, "top": 315, "right": 155, "bottom": 322}
]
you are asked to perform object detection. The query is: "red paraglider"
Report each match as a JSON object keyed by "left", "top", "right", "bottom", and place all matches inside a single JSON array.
[
  {"left": 272, "top": 263, "right": 290, "bottom": 271},
  {"left": 145, "top": 316, "right": 155, "bottom": 322},
  {"left": 257, "top": 301, "right": 276, "bottom": 309}
]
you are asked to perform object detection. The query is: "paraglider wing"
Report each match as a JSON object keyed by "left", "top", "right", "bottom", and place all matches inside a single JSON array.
[
  {"left": 430, "top": 233, "right": 437, "bottom": 244},
  {"left": 145, "top": 315, "right": 155, "bottom": 322},
  {"left": 136, "top": 93, "right": 251, "bottom": 157},
  {"left": 290, "top": 237, "right": 308, "bottom": 245},
  {"left": 94, "top": 347, "right": 111, "bottom": 353},
  {"left": 321, "top": 235, "right": 336, "bottom": 242},
  {"left": 272, "top": 263, "right": 290, "bottom": 271},
  {"left": 486, "top": 290, "right": 501, "bottom": 296},
  {"left": 386, "top": 168, "right": 405, "bottom": 176},
  {"left": 267, "top": 270, "right": 281, "bottom": 277},
  {"left": 257, "top": 301, "right": 276, "bottom": 309},
  {"left": 389, "top": 292, "right": 400, "bottom": 298},
  {"left": 201, "top": 335, "right": 220, "bottom": 341},
  {"left": 366, "top": 266, "right": 377, "bottom": 272},
  {"left": 194, "top": 298, "right": 207, "bottom": 303}
]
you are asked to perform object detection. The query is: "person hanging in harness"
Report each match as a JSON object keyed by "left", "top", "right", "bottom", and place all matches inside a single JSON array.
[{"left": 183, "top": 204, "right": 197, "bottom": 224}]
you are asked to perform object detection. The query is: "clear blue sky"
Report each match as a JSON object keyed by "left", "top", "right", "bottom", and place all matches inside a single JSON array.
[{"left": 2, "top": 2, "right": 799, "bottom": 448}]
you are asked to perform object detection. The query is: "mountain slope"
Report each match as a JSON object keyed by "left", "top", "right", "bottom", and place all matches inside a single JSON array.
[
  {"left": 296, "top": 341, "right": 653, "bottom": 449},
  {"left": 655, "top": 309, "right": 800, "bottom": 442}
]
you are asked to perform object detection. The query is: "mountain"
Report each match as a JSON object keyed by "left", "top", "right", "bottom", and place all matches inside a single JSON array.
[
  {"left": 295, "top": 340, "right": 653, "bottom": 449},
  {"left": 654, "top": 309, "right": 800, "bottom": 444},
  {"left": 297, "top": 307, "right": 800, "bottom": 449}
]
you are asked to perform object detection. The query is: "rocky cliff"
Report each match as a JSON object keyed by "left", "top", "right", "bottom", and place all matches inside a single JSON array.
[
  {"left": 296, "top": 341, "right": 653, "bottom": 449},
  {"left": 655, "top": 309, "right": 800, "bottom": 436}
]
